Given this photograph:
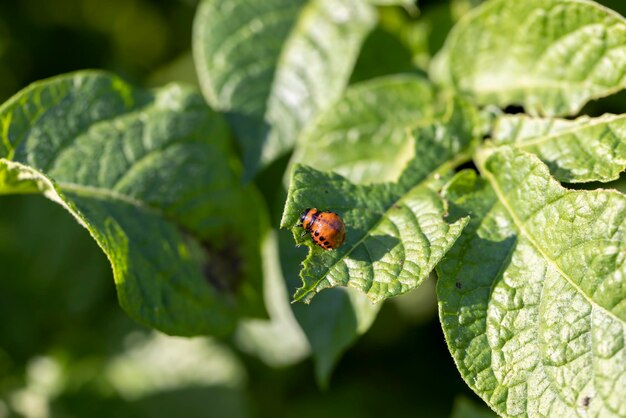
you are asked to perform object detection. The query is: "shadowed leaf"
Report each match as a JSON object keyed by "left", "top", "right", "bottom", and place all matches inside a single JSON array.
[{"left": 0, "top": 71, "right": 267, "bottom": 336}]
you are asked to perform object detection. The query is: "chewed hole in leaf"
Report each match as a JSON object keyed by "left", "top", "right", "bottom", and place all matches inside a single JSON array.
[{"left": 282, "top": 166, "right": 470, "bottom": 303}]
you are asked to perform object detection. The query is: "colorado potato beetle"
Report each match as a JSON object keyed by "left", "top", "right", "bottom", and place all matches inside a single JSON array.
[{"left": 299, "top": 208, "right": 346, "bottom": 250}]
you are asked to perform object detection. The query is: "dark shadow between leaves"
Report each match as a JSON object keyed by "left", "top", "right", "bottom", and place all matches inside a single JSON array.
[
  {"left": 291, "top": 286, "right": 360, "bottom": 388},
  {"left": 565, "top": 170, "right": 626, "bottom": 192},
  {"left": 541, "top": 159, "right": 576, "bottom": 184},
  {"left": 131, "top": 386, "right": 250, "bottom": 418}
]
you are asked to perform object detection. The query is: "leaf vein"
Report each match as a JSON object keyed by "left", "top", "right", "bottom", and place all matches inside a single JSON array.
[{"left": 480, "top": 157, "right": 624, "bottom": 325}]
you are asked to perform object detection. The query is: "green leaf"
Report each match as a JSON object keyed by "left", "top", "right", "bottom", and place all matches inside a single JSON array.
[
  {"left": 437, "top": 0, "right": 626, "bottom": 116},
  {"left": 192, "top": 0, "right": 376, "bottom": 178},
  {"left": 281, "top": 99, "right": 478, "bottom": 303},
  {"left": 292, "top": 75, "right": 437, "bottom": 184},
  {"left": 493, "top": 113, "right": 626, "bottom": 183},
  {"left": 0, "top": 71, "right": 266, "bottom": 336},
  {"left": 437, "top": 146, "right": 626, "bottom": 417}
]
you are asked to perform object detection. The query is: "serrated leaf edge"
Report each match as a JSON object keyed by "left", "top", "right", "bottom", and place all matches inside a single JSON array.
[{"left": 291, "top": 155, "right": 471, "bottom": 304}]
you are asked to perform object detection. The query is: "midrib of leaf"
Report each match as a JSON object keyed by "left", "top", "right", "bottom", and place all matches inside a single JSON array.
[
  {"left": 0, "top": 165, "right": 184, "bottom": 238},
  {"left": 56, "top": 183, "right": 214, "bottom": 308},
  {"left": 194, "top": 2, "right": 304, "bottom": 108},
  {"left": 57, "top": 181, "right": 157, "bottom": 214},
  {"left": 266, "top": 0, "right": 348, "bottom": 150},
  {"left": 55, "top": 181, "right": 228, "bottom": 254},
  {"left": 476, "top": 148, "right": 623, "bottom": 325},
  {"left": 216, "top": 8, "right": 294, "bottom": 72},
  {"left": 295, "top": 151, "right": 472, "bottom": 301},
  {"left": 504, "top": 114, "right": 626, "bottom": 148}
]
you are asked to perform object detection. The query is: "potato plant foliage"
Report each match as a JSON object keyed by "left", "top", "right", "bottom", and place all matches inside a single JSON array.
[{"left": 1, "top": 0, "right": 626, "bottom": 416}]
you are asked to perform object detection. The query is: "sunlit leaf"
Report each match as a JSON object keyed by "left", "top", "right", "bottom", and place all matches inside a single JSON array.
[
  {"left": 438, "top": 146, "right": 626, "bottom": 417},
  {"left": 437, "top": 0, "right": 626, "bottom": 116},
  {"left": 293, "top": 75, "right": 437, "bottom": 184},
  {"left": 282, "top": 99, "right": 478, "bottom": 303}
]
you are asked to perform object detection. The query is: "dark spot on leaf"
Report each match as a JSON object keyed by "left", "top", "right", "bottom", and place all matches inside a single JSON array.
[
  {"left": 200, "top": 238, "right": 244, "bottom": 293},
  {"left": 582, "top": 396, "right": 591, "bottom": 407},
  {"left": 455, "top": 282, "right": 462, "bottom": 289},
  {"left": 324, "top": 190, "right": 329, "bottom": 194}
]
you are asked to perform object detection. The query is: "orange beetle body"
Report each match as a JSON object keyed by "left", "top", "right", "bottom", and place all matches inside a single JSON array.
[{"left": 299, "top": 208, "right": 346, "bottom": 250}]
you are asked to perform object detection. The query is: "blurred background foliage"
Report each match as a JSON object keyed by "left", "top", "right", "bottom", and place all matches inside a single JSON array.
[{"left": 1, "top": 0, "right": 625, "bottom": 417}]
